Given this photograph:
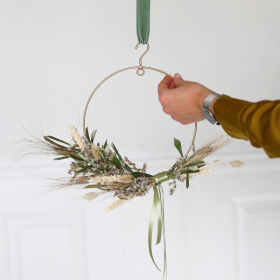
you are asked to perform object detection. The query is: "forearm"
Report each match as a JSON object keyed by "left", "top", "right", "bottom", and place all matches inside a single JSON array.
[{"left": 213, "top": 96, "right": 280, "bottom": 158}]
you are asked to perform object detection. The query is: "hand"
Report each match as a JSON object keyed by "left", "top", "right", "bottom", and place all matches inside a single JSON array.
[{"left": 158, "top": 73, "right": 215, "bottom": 125}]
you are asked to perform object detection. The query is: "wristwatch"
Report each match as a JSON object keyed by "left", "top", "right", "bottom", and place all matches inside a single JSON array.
[{"left": 202, "top": 93, "right": 225, "bottom": 125}]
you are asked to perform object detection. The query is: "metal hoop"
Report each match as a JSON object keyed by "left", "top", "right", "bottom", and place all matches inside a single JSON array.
[{"left": 83, "top": 66, "right": 197, "bottom": 156}]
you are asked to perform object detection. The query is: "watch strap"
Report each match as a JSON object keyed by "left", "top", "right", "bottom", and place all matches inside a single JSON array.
[{"left": 202, "top": 93, "right": 224, "bottom": 125}]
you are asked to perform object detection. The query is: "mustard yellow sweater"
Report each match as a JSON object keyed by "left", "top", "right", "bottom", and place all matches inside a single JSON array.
[{"left": 213, "top": 97, "right": 280, "bottom": 158}]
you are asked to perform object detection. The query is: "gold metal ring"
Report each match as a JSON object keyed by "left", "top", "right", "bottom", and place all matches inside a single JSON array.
[{"left": 83, "top": 66, "right": 197, "bottom": 156}]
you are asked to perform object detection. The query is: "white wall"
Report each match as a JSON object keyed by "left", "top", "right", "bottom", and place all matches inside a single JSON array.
[
  {"left": 1, "top": 0, "right": 280, "bottom": 167},
  {"left": 1, "top": 0, "right": 280, "bottom": 280}
]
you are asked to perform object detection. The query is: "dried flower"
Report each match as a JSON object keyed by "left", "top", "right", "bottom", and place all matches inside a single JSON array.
[
  {"left": 69, "top": 124, "right": 85, "bottom": 151},
  {"left": 91, "top": 144, "right": 101, "bottom": 160},
  {"left": 83, "top": 192, "right": 99, "bottom": 201},
  {"left": 88, "top": 175, "right": 134, "bottom": 184},
  {"left": 230, "top": 160, "right": 245, "bottom": 168},
  {"left": 105, "top": 199, "right": 126, "bottom": 212}
]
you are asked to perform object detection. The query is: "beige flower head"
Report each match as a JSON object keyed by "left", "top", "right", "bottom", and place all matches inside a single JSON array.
[{"left": 69, "top": 124, "right": 85, "bottom": 151}]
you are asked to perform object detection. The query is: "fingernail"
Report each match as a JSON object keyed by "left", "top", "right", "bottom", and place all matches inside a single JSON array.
[{"left": 174, "top": 73, "right": 182, "bottom": 79}]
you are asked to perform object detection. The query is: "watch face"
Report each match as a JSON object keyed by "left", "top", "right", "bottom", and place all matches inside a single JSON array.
[{"left": 202, "top": 108, "right": 217, "bottom": 125}]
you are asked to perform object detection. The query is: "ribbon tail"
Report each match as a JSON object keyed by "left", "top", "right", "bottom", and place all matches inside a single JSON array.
[
  {"left": 148, "top": 185, "right": 161, "bottom": 271},
  {"left": 159, "top": 185, "right": 167, "bottom": 280},
  {"left": 155, "top": 185, "right": 162, "bottom": 245}
]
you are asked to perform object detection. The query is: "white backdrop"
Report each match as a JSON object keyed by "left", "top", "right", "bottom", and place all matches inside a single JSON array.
[{"left": 1, "top": 0, "right": 280, "bottom": 279}]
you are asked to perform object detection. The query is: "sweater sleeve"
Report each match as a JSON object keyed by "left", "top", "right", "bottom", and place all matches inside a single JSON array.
[{"left": 213, "top": 96, "right": 280, "bottom": 158}]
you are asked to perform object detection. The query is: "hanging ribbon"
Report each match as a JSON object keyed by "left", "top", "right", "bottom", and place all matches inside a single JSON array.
[
  {"left": 137, "top": 0, "right": 150, "bottom": 44},
  {"left": 148, "top": 172, "right": 168, "bottom": 279}
]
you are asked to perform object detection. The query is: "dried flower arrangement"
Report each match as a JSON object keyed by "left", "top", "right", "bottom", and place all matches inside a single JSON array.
[
  {"left": 36, "top": 125, "right": 230, "bottom": 209},
  {"left": 22, "top": 122, "right": 242, "bottom": 278}
]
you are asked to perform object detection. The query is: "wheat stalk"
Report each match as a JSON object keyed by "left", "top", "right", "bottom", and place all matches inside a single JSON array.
[
  {"left": 82, "top": 192, "right": 99, "bottom": 201},
  {"left": 105, "top": 199, "right": 126, "bottom": 212},
  {"left": 88, "top": 175, "right": 134, "bottom": 184},
  {"left": 69, "top": 124, "right": 85, "bottom": 151}
]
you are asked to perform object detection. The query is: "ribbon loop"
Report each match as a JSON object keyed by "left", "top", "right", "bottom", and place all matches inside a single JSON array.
[{"left": 137, "top": 0, "right": 150, "bottom": 44}]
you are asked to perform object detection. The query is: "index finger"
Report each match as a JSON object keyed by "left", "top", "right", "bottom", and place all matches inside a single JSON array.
[{"left": 158, "top": 75, "right": 173, "bottom": 94}]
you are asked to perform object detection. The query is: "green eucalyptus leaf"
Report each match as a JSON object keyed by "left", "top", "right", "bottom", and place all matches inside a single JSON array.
[
  {"left": 45, "top": 136, "right": 70, "bottom": 146},
  {"left": 186, "top": 172, "right": 189, "bottom": 189},
  {"left": 91, "top": 130, "right": 97, "bottom": 143},
  {"left": 69, "top": 154, "right": 84, "bottom": 161},
  {"left": 78, "top": 153, "right": 89, "bottom": 162},
  {"left": 97, "top": 151, "right": 104, "bottom": 159},
  {"left": 53, "top": 156, "right": 70, "bottom": 160},
  {"left": 174, "top": 138, "right": 183, "bottom": 157},
  {"left": 110, "top": 153, "right": 123, "bottom": 169},
  {"left": 111, "top": 143, "right": 133, "bottom": 173},
  {"left": 85, "top": 127, "right": 90, "bottom": 142},
  {"left": 84, "top": 184, "right": 100, "bottom": 189},
  {"left": 103, "top": 140, "right": 108, "bottom": 149}
]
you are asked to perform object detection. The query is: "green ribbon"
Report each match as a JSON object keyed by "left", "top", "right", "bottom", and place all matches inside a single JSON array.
[
  {"left": 148, "top": 172, "right": 169, "bottom": 279},
  {"left": 137, "top": 0, "right": 150, "bottom": 44}
]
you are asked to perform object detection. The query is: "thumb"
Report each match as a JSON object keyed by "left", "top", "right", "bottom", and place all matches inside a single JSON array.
[{"left": 170, "top": 73, "right": 185, "bottom": 88}]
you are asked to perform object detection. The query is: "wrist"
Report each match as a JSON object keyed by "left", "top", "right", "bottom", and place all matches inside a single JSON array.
[{"left": 202, "top": 93, "right": 224, "bottom": 125}]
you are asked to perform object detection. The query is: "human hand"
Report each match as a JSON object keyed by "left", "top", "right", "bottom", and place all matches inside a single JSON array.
[{"left": 158, "top": 73, "right": 215, "bottom": 125}]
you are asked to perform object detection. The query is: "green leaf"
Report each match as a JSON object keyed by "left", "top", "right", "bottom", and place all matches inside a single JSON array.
[
  {"left": 186, "top": 172, "right": 189, "bottom": 189},
  {"left": 109, "top": 159, "right": 121, "bottom": 169},
  {"left": 70, "top": 146, "right": 81, "bottom": 152},
  {"left": 174, "top": 138, "right": 183, "bottom": 157},
  {"left": 103, "top": 140, "right": 108, "bottom": 149},
  {"left": 111, "top": 143, "right": 133, "bottom": 173},
  {"left": 84, "top": 184, "right": 100, "bottom": 189},
  {"left": 181, "top": 169, "right": 200, "bottom": 174},
  {"left": 45, "top": 136, "right": 70, "bottom": 146},
  {"left": 85, "top": 127, "right": 90, "bottom": 142},
  {"left": 69, "top": 154, "right": 85, "bottom": 162},
  {"left": 53, "top": 156, "right": 70, "bottom": 160},
  {"left": 97, "top": 151, "right": 104, "bottom": 159},
  {"left": 132, "top": 171, "right": 153, "bottom": 178},
  {"left": 78, "top": 153, "right": 89, "bottom": 162},
  {"left": 44, "top": 136, "right": 65, "bottom": 148},
  {"left": 91, "top": 130, "right": 97, "bottom": 143}
]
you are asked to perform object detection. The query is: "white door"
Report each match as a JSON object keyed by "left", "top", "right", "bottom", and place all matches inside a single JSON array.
[{"left": 1, "top": 152, "right": 280, "bottom": 280}]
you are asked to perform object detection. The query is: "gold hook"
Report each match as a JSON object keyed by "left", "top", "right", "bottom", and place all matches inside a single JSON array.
[{"left": 135, "top": 43, "right": 150, "bottom": 76}]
